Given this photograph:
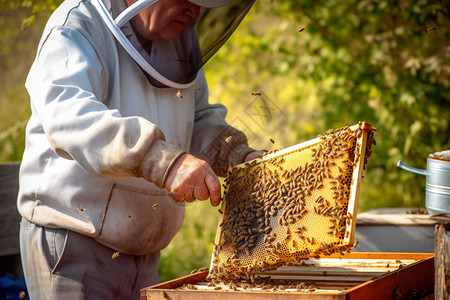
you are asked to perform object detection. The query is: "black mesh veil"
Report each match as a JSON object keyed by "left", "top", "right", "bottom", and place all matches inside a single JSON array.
[
  {"left": 195, "top": 1, "right": 256, "bottom": 70},
  {"left": 96, "top": 0, "right": 256, "bottom": 89}
]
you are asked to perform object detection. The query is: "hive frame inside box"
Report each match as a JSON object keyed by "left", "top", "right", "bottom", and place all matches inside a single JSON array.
[
  {"left": 141, "top": 253, "right": 434, "bottom": 300},
  {"left": 210, "top": 123, "right": 374, "bottom": 278}
]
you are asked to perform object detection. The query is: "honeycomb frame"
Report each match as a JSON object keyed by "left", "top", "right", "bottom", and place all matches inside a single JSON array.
[{"left": 209, "top": 122, "right": 376, "bottom": 281}]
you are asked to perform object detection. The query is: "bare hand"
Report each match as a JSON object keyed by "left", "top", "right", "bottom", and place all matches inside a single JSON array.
[{"left": 164, "top": 154, "right": 221, "bottom": 206}]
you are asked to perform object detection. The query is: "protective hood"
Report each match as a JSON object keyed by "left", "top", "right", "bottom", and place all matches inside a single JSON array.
[{"left": 92, "top": 0, "right": 256, "bottom": 89}]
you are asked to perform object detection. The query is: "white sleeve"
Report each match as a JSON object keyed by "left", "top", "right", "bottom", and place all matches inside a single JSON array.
[{"left": 26, "top": 26, "right": 184, "bottom": 186}]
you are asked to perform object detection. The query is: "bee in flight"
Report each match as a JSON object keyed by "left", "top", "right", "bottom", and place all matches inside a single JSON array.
[{"left": 176, "top": 90, "right": 183, "bottom": 99}]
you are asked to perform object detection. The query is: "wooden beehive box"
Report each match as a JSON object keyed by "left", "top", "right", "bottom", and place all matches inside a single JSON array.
[{"left": 141, "top": 252, "right": 434, "bottom": 299}]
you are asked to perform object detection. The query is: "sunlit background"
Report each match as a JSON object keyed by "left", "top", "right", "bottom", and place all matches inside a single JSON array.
[{"left": 1, "top": 0, "right": 449, "bottom": 281}]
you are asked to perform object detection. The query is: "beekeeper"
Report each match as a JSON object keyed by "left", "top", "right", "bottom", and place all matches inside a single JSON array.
[{"left": 18, "top": 0, "right": 258, "bottom": 298}]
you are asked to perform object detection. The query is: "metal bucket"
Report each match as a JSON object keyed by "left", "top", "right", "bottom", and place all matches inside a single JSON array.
[{"left": 398, "top": 158, "right": 450, "bottom": 217}]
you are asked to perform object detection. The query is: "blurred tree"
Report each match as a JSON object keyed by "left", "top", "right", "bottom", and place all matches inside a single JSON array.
[
  {"left": 206, "top": 0, "right": 450, "bottom": 211},
  {"left": 0, "top": 3, "right": 48, "bottom": 161},
  {"left": 2, "top": 0, "right": 449, "bottom": 207},
  {"left": 2, "top": 0, "right": 449, "bottom": 282}
]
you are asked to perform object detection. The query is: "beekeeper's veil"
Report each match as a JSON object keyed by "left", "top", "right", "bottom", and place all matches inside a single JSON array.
[{"left": 92, "top": 0, "right": 256, "bottom": 88}]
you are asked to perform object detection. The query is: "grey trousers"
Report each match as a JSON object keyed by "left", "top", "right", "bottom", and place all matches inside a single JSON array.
[{"left": 20, "top": 219, "right": 160, "bottom": 300}]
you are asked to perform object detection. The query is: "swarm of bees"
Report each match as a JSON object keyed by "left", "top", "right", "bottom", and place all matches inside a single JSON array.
[
  {"left": 207, "top": 122, "right": 376, "bottom": 285},
  {"left": 182, "top": 276, "right": 319, "bottom": 292},
  {"left": 190, "top": 267, "right": 209, "bottom": 274}
]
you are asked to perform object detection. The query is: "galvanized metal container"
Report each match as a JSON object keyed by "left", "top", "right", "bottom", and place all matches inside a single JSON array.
[{"left": 398, "top": 157, "right": 450, "bottom": 217}]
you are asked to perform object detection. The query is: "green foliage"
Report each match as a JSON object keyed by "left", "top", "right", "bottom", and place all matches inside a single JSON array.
[
  {"left": 205, "top": 0, "right": 450, "bottom": 212},
  {"left": 2, "top": 0, "right": 61, "bottom": 27},
  {"left": 1, "top": 0, "right": 449, "bottom": 282},
  {"left": 0, "top": 120, "right": 27, "bottom": 162},
  {"left": 0, "top": 6, "right": 44, "bottom": 162},
  {"left": 158, "top": 201, "right": 220, "bottom": 282}
]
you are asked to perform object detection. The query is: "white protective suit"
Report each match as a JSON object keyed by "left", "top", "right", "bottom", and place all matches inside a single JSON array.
[{"left": 18, "top": 0, "right": 254, "bottom": 256}]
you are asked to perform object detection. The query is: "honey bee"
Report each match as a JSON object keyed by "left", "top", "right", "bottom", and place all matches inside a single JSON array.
[
  {"left": 427, "top": 26, "right": 436, "bottom": 32},
  {"left": 112, "top": 251, "right": 120, "bottom": 259},
  {"left": 77, "top": 205, "right": 85, "bottom": 212},
  {"left": 270, "top": 138, "right": 275, "bottom": 144},
  {"left": 161, "top": 291, "right": 168, "bottom": 299},
  {"left": 251, "top": 92, "right": 261, "bottom": 96},
  {"left": 176, "top": 90, "right": 183, "bottom": 99},
  {"left": 19, "top": 291, "right": 26, "bottom": 299},
  {"left": 152, "top": 203, "right": 159, "bottom": 209},
  {"left": 298, "top": 27, "right": 305, "bottom": 32},
  {"left": 225, "top": 136, "right": 232, "bottom": 143}
]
